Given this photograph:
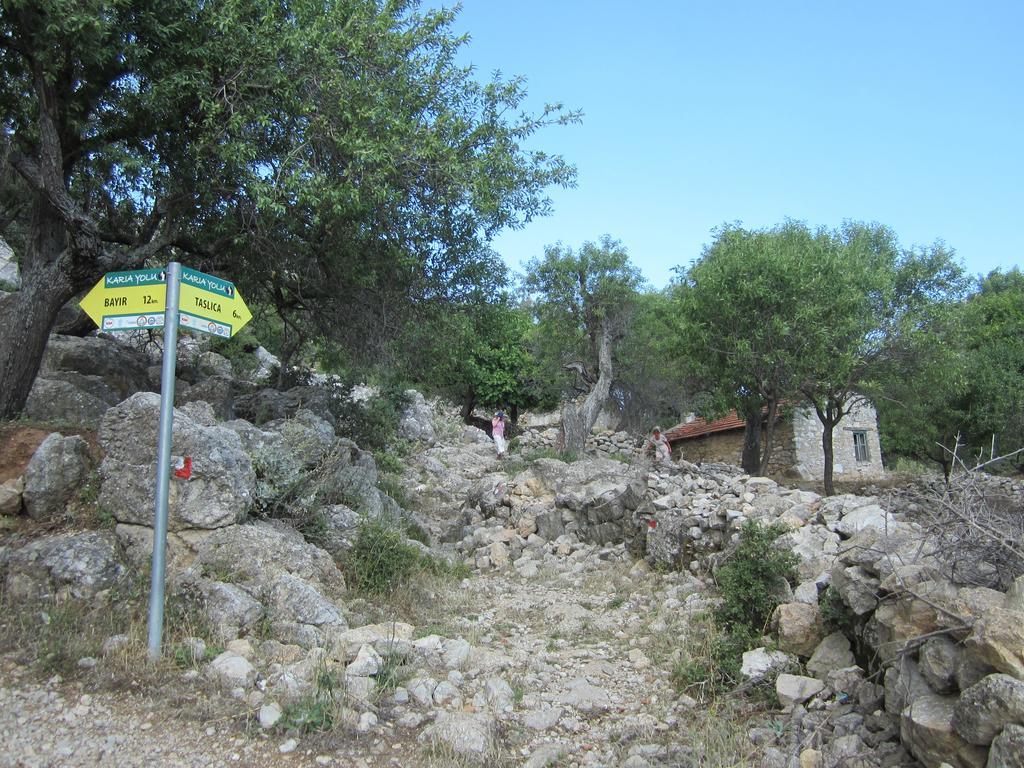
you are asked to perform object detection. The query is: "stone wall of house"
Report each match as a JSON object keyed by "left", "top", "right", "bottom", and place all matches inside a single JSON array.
[
  {"left": 673, "top": 420, "right": 796, "bottom": 475},
  {"left": 792, "top": 400, "right": 885, "bottom": 481}
]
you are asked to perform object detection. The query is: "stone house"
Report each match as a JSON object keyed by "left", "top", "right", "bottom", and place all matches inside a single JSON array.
[{"left": 664, "top": 399, "right": 885, "bottom": 481}]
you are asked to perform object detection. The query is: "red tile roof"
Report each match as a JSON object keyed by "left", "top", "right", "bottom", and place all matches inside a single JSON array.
[{"left": 663, "top": 411, "right": 746, "bottom": 443}]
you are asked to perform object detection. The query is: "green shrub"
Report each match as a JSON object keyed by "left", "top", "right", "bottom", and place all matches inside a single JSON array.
[
  {"left": 375, "top": 449, "right": 405, "bottom": 476},
  {"left": 344, "top": 516, "right": 462, "bottom": 594},
  {"left": 714, "top": 520, "right": 799, "bottom": 634},
  {"left": 377, "top": 473, "right": 409, "bottom": 509},
  {"left": 671, "top": 624, "right": 758, "bottom": 701},
  {"left": 819, "top": 585, "right": 856, "bottom": 636},
  {"left": 332, "top": 382, "right": 410, "bottom": 452}
]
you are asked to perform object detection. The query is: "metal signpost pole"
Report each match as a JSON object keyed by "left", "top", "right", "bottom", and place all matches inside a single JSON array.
[{"left": 147, "top": 261, "right": 181, "bottom": 659}]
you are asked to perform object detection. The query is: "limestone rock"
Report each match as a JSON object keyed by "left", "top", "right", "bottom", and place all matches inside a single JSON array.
[
  {"left": 900, "top": 692, "right": 987, "bottom": 768},
  {"left": 775, "top": 674, "right": 824, "bottom": 711},
  {"left": 772, "top": 602, "right": 822, "bottom": 657},
  {"left": 555, "top": 678, "right": 612, "bottom": 714},
  {"left": 267, "top": 571, "right": 346, "bottom": 629},
  {"left": 208, "top": 651, "right": 257, "bottom": 689},
  {"left": 0, "top": 477, "right": 23, "bottom": 516},
  {"left": 741, "top": 647, "right": 794, "bottom": 680},
  {"left": 189, "top": 521, "right": 345, "bottom": 593},
  {"left": 953, "top": 674, "right": 1024, "bottom": 746},
  {"left": 332, "top": 622, "right": 415, "bottom": 659},
  {"left": 919, "top": 635, "right": 959, "bottom": 695},
  {"left": 99, "top": 393, "right": 255, "bottom": 530},
  {"left": 23, "top": 433, "right": 91, "bottom": 521},
  {"left": 38, "top": 334, "right": 153, "bottom": 401},
  {"left": 418, "top": 711, "right": 496, "bottom": 764},
  {"left": 988, "top": 723, "right": 1024, "bottom": 768},
  {"left": 831, "top": 565, "right": 880, "bottom": 616},
  {"left": 23, "top": 376, "right": 115, "bottom": 429},
  {"left": 3, "top": 530, "right": 126, "bottom": 601},
  {"left": 398, "top": 390, "right": 436, "bottom": 444},
  {"left": 965, "top": 609, "right": 1024, "bottom": 680},
  {"left": 346, "top": 645, "right": 383, "bottom": 677},
  {"left": 195, "top": 579, "right": 265, "bottom": 641},
  {"left": 259, "top": 702, "right": 283, "bottom": 730},
  {"left": 831, "top": 504, "right": 895, "bottom": 537},
  {"left": 884, "top": 656, "right": 933, "bottom": 716},
  {"left": 806, "top": 632, "right": 855, "bottom": 679}
]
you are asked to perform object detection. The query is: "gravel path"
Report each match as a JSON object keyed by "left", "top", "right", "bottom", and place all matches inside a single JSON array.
[{"left": 0, "top": 555, "right": 733, "bottom": 768}]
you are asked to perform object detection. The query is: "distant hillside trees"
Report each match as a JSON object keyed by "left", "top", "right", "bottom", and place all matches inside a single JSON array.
[
  {"left": 674, "top": 220, "right": 968, "bottom": 488},
  {"left": 876, "top": 267, "right": 1024, "bottom": 477},
  {"left": 0, "top": 0, "right": 577, "bottom": 418},
  {"left": 523, "top": 236, "right": 644, "bottom": 454}
]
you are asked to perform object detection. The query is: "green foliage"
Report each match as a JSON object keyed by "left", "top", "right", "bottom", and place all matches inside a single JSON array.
[
  {"left": 377, "top": 473, "right": 410, "bottom": 511},
  {"left": 819, "top": 586, "right": 857, "bottom": 637},
  {"left": 878, "top": 267, "right": 1024, "bottom": 474},
  {"left": 671, "top": 624, "right": 759, "bottom": 701},
  {"left": 333, "top": 383, "right": 410, "bottom": 453},
  {"left": 714, "top": 521, "right": 799, "bottom": 634},
  {"left": 279, "top": 693, "right": 336, "bottom": 734},
  {"left": 375, "top": 450, "right": 405, "bottom": 476},
  {"left": 675, "top": 219, "right": 968, "bottom": 481},
  {"left": 0, "top": 0, "right": 578, "bottom": 418},
  {"left": 524, "top": 236, "right": 645, "bottom": 400},
  {"left": 343, "top": 516, "right": 463, "bottom": 595},
  {"left": 611, "top": 289, "right": 688, "bottom": 430},
  {"left": 208, "top": 327, "right": 262, "bottom": 378}
]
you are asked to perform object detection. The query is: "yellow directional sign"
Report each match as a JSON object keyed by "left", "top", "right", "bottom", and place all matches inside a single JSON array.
[
  {"left": 178, "top": 267, "right": 252, "bottom": 339},
  {"left": 79, "top": 268, "right": 168, "bottom": 332},
  {"left": 79, "top": 267, "right": 252, "bottom": 338}
]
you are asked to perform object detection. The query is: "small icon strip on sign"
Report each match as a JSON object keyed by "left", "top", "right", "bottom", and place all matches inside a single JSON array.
[
  {"left": 101, "top": 313, "right": 166, "bottom": 331},
  {"left": 179, "top": 311, "right": 231, "bottom": 338}
]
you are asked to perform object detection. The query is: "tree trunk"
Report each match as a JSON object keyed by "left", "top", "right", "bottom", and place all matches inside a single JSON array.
[
  {"left": 558, "top": 323, "right": 613, "bottom": 456},
  {"left": 460, "top": 391, "right": 476, "bottom": 425},
  {"left": 758, "top": 397, "right": 780, "bottom": 476},
  {"left": 821, "top": 417, "right": 836, "bottom": 496},
  {"left": 741, "top": 408, "right": 762, "bottom": 475},
  {"left": 809, "top": 395, "right": 844, "bottom": 496},
  {"left": 0, "top": 198, "right": 76, "bottom": 419}
]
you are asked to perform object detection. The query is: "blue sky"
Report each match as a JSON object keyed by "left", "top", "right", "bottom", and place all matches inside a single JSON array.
[{"left": 452, "top": 1, "right": 1023, "bottom": 290}]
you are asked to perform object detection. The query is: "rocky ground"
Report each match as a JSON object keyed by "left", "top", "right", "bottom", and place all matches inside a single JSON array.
[
  {"left": 0, "top": 540, "right": 744, "bottom": 768},
  {"left": 3, "top": 333, "right": 1023, "bottom": 768}
]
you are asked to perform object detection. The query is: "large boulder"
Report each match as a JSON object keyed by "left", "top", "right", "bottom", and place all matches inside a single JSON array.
[
  {"left": 176, "top": 375, "right": 244, "bottom": 421},
  {"left": 3, "top": 531, "right": 127, "bottom": 601},
  {"left": 181, "top": 521, "right": 347, "bottom": 647},
  {"left": 398, "top": 390, "right": 436, "bottom": 444},
  {"left": 806, "top": 632, "right": 856, "bottom": 679},
  {"left": 964, "top": 609, "right": 1024, "bottom": 680},
  {"left": 98, "top": 393, "right": 255, "bottom": 531},
  {"left": 23, "top": 433, "right": 91, "bottom": 521},
  {"left": 771, "top": 602, "right": 822, "bottom": 657},
  {"left": 837, "top": 523, "right": 937, "bottom": 579},
  {"left": 952, "top": 674, "right": 1024, "bottom": 745},
  {"left": 233, "top": 385, "right": 337, "bottom": 427},
  {"left": 37, "top": 334, "right": 153, "bottom": 400},
  {"left": 900, "top": 693, "right": 987, "bottom": 768},
  {"left": 419, "top": 711, "right": 497, "bottom": 764},
  {"left": 189, "top": 521, "right": 344, "bottom": 593},
  {"left": 988, "top": 723, "right": 1024, "bottom": 768},
  {"left": 23, "top": 376, "right": 117, "bottom": 429}
]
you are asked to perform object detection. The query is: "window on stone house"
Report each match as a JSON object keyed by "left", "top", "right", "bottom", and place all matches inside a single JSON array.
[{"left": 853, "top": 430, "right": 870, "bottom": 462}]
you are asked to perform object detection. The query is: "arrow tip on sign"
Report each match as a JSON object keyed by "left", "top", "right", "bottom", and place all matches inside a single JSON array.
[{"left": 78, "top": 277, "right": 107, "bottom": 327}]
